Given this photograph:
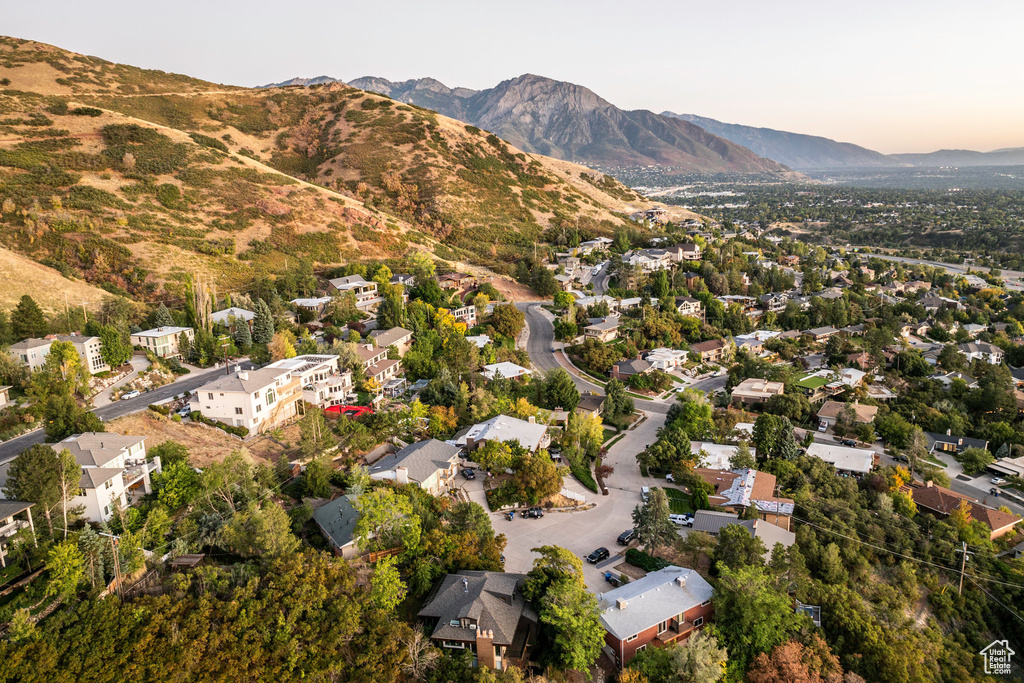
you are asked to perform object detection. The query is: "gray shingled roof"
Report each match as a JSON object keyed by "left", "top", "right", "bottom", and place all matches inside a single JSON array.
[
  {"left": 597, "top": 566, "right": 713, "bottom": 640},
  {"left": 0, "top": 500, "right": 34, "bottom": 520},
  {"left": 312, "top": 495, "right": 359, "bottom": 552},
  {"left": 418, "top": 571, "right": 536, "bottom": 646},
  {"left": 369, "top": 327, "right": 412, "bottom": 348},
  {"left": 369, "top": 439, "right": 460, "bottom": 484},
  {"left": 613, "top": 358, "right": 651, "bottom": 376},
  {"left": 52, "top": 433, "right": 146, "bottom": 468},
  {"left": 197, "top": 367, "right": 291, "bottom": 394}
]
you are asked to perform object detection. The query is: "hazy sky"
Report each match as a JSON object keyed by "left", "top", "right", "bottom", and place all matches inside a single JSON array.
[{"left": 6, "top": 0, "right": 1023, "bottom": 153}]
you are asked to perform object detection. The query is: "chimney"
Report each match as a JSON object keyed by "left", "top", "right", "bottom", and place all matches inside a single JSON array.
[
  {"left": 616, "top": 598, "right": 628, "bottom": 610},
  {"left": 528, "top": 416, "right": 535, "bottom": 424},
  {"left": 238, "top": 371, "right": 249, "bottom": 381},
  {"left": 947, "top": 428, "right": 952, "bottom": 436},
  {"left": 476, "top": 629, "right": 496, "bottom": 670},
  {"left": 925, "top": 480, "right": 933, "bottom": 488},
  {"left": 462, "top": 577, "right": 469, "bottom": 592},
  {"left": 675, "top": 575, "right": 687, "bottom": 587},
  {"left": 395, "top": 466, "right": 409, "bottom": 485}
]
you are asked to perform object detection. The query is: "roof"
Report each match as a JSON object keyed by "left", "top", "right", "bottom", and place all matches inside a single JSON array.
[
  {"left": 0, "top": 500, "right": 34, "bottom": 519},
  {"left": 481, "top": 362, "right": 532, "bottom": 380},
  {"left": 328, "top": 275, "right": 372, "bottom": 289},
  {"left": 817, "top": 401, "right": 878, "bottom": 423},
  {"left": 805, "top": 442, "right": 874, "bottom": 474},
  {"left": 457, "top": 414, "right": 549, "bottom": 452},
  {"left": 691, "top": 511, "right": 794, "bottom": 553},
  {"left": 366, "top": 358, "right": 401, "bottom": 377},
  {"left": 291, "top": 297, "right": 332, "bottom": 308},
  {"left": 577, "top": 394, "right": 605, "bottom": 413},
  {"left": 369, "top": 439, "right": 461, "bottom": 484},
  {"left": 909, "top": 482, "right": 971, "bottom": 515},
  {"left": 197, "top": 367, "right": 292, "bottom": 394},
  {"left": 613, "top": 358, "right": 652, "bottom": 376},
  {"left": 971, "top": 506, "right": 1021, "bottom": 532},
  {"left": 690, "top": 442, "right": 749, "bottom": 469},
  {"left": 692, "top": 509, "right": 744, "bottom": 534},
  {"left": 959, "top": 341, "right": 1003, "bottom": 356},
  {"left": 691, "top": 339, "right": 727, "bottom": 353},
  {"left": 418, "top": 571, "right": 536, "bottom": 647},
  {"left": 10, "top": 334, "right": 99, "bottom": 351},
  {"left": 466, "top": 334, "right": 491, "bottom": 349},
  {"left": 312, "top": 494, "right": 360, "bottom": 551},
  {"left": 585, "top": 318, "right": 619, "bottom": 332},
  {"left": 731, "top": 378, "right": 784, "bottom": 398},
  {"left": 80, "top": 467, "right": 124, "bottom": 489},
  {"left": 924, "top": 432, "right": 988, "bottom": 452},
  {"left": 368, "top": 327, "right": 413, "bottom": 348},
  {"left": 53, "top": 433, "right": 146, "bottom": 468},
  {"left": 132, "top": 326, "right": 192, "bottom": 338},
  {"left": 210, "top": 307, "right": 254, "bottom": 324},
  {"left": 597, "top": 566, "right": 713, "bottom": 640},
  {"left": 797, "top": 375, "right": 829, "bottom": 390},
  {"left": 804, "top": 326, "right": 840, "bottom": 337}
]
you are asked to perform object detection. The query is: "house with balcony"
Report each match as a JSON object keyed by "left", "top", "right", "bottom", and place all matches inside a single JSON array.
[
  {"left": 958, "top": 341, "right": 1004, "bottom": 365},
  {"left": 645, "top": 348, "right": 688, "bottom": 371},
  {"left": 437, "top": 273, "right": 478, "bottom": 291},
  {"left": 576, "top": 236, "right": 613, "bottom": 255},
  {"left": 802, "top": 326, "right": 841, "bottom": 343},
  {"left": 690, "top": 339, "right": 733, "bottom": 364},
  {"left": 450, "top": 305, "right": 478, "bottom": 326},
  {"left": 759, "top": 292, "right": 789, "bottom": 314},
  {"left": 598, "top": 566, "right": 714, "bottom": 668},
  {"left": 51, "top": 433, "right": 160, "bottom": 523},
  {"left": 675, "top": 296, "right": 703, "bottom": 317},
  {"left": 291, "top": 296, "right": 334, "bottom": 320},
  {"left": 191, "top": 366, "right": 300, "bottom": 433},
  {"left": 266, "top": 354, "right": 354, "bottom": 407},
  {"left": 368, "top": 326, "right": 414, "bottom": 357},
  {"left": 11, "top": 334, "right": 110, "bottom": 374},
  {"left": 366, "top": 358, "right": 402, "bottom": 386},
  {"left": 584, "top": 318, "right": 619, "bottom": 343},
  {"left": 418, "top": 571, "right": 538, "bottom": 672},
  {"left": 368, "top": 439, "right": 462, "bottom": 495},
  {"left": 355, "top": 343, "right": 389, "bottom": 371},
  {"left": 326, "top": 275, "right": 383, "bottom": 312},
  {"left": 0, "top": 501, "right": 36, "bottom": 569},
  {"left": 131, "top": 326, "right": 194, "bottom": 360}
]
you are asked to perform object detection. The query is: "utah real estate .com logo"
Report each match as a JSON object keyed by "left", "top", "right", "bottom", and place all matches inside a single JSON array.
[{"left": 981, "top": 640, "right": 1014, "bottom": 675}]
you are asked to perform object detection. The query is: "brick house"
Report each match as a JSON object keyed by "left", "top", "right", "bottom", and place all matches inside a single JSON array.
[
  {"left": 598, "top": 566, "right": 714, "bottom": 668},
  {"left": 690, "top": 339, "right": 732, "bottom": 364}
]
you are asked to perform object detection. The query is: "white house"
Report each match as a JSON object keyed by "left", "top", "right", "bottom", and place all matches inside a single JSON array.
[
  {"left": 805, "top": 442, "right": 874, "bottom": 475},
  {"left": 266, "top": 354, "right": 354, "bottom": 407},
  {"left": 326, "top": 275, "right": 382, "bottom": 312},
  {"left": 211, "top": 307, "right": 255, "bottom": 331},
  {"left": 191, "top": 366, "right": 300, "bottom": 433},
  {"left": 368, "top": 439, "right": 462, "bottom": 496},
  {"left": 10, "top": 335, "right": 109, "bottom": 374},
  {"left": 958, "top": 341, "right": 1004, "bottom": 365},
  {"left": 131, "top": 326, "right": 194, "bottom": 359},
  {"left": 291, "top": 297, "right": 334, "bottom": 319},
  {"left": 645, "top": 348, "right": 688, "bottom": 371},
  {"left": 456, "top": 415, "right": 550, "bottom": 453},
  {"left": 51, "top": 433, "right": 160, "bottom": 523},
  {"left": 481, "top": 362, "right": 532, "bottom": 381}
]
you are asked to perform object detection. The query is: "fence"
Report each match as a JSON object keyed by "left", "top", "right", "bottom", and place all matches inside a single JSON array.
[{"left": 559, "top": 488, "right": 586, "bottom": 504}]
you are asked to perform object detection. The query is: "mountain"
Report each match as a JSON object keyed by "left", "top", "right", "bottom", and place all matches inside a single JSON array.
[
  {"left": 661, "top": 112, "right": 901, "bottom": 170},
  {"left": 0, "top": 37, "right": 654, "bottom": 297},
  {"left": 256, "top": 75, "right": 341, "bottom": 88},
  {"left": 345, "top": 74, "right": 790, "bottom": 174},
  {"left": 890, "top": 148, "right": 1024, "bottom": 167}
]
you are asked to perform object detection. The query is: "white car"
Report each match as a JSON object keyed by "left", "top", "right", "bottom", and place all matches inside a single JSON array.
[
  {"left": 641, "top": 486, "right": 650, "bottom": 503},
  {"left": 991, "top": 477, "right": 1007, "bottom": 485},
  {"left": 120, "top": 390, "right": 141, "bottom": 400},
  {"left": 665, "top": 473, "right": 675, "bottom": 483},
  {"left": 669, "top": 514, "right": 694, "bottom": 527}
]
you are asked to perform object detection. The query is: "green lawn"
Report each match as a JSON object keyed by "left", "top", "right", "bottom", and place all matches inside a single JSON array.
[
  {"left": 602, "top": 428, "right": 617, "bottom": 443},
  {"left": 660, "top": 487, "right": 694, "bottom": 514}
]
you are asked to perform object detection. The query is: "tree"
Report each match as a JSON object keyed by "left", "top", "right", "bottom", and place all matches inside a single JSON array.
[
  {"left": 538, "top": 578, "right": 604, "bottom": 672},
  {"left": 553, "top": 291, "right": 574, "bottom": 310},
  {"left": 377, "top": 284, "right": 407, "bottom": 329},
  {"left": 714, "top": 523, "right": 766, "bottom": 571},
  {"left": 714, "top": 564, "right": 803, "bottom": 671},
  {"left": 731, "top": 441, "right": 756, "bottom": 470},
  {"left": 674, "top": 630, "right": 728, "bottom": 683},
  {"left": 45, "top": 540, "right": 85, "bottom": 601},
  {"left": 409, "top": 251, "right": 436, "bottom": 283},
  {"left": 43, "top": 393, "right": 104, "bottom": 441},
  {"left": 523, "top": 545, "right": 586, "bottom": 601},
  {"left": 490, "top": 304, "right": 525, "bottom": 339},
  {"left": 955, "top": 447, "right": 994, "bottom": 475},
  {"left": 303, "top": 455, "right": 332, "bottom": 499},
  {"left": 632, "top": 487, "right": 676, "bottom": 557},
  {"left": 269, "top": 330, "right": 296, "bottom": 361},
  {"left": 40, "top": 340, "right": 90, "bottom": 397},
  {"left": 3, "top": 444, "right": 61, "bottom": 535},
  {"left": 97, "top": 324, "right": 132, "bottom": 368},
  {"left": 299, "top": 408, "right": 331, "bottom": 460},
  {"left": 603, "top": 379, "right": 634, "bottom": 418},
  {"left": 233, "top": 322, "right": 252, "bottom": 350},
  {"left": 54, "top": 448, "right": 82, "bottom": 539},
  {"left": 542, "top": 368, "right": 580, "bottom": 411},
  {"left": 747, "top": 636, "right": 845, "bottom": 683},
  {"left": 221, "top": 502, "right": 300, "bottom": 559},
  {"left": 562, "top": 411, "right": 603, "bottom": 467},
  {"left": 679, "top": 530, "right": 716, "bottom": 569},
  {"left": 152, "top": 302, "right": 175, "bottom": 328},
  {"left": 251, "top": 298, "right": 274, "bottom": 345},
  {"left": 511, "top": 453, "right": 562, "bottom": 505},
  {"left": 369, "top": 555, "right": 408, "bottom": 612},
  {"left": 11, "top": 295, "right": 47, "bottom": 340},
  {"left": 354, "top": 489, "right": 422, "bottom": 553}
]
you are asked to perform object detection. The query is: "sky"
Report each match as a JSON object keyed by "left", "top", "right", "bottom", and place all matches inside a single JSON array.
[{"left": 5, "top": 0, "right": 1024, "bottom": 154}]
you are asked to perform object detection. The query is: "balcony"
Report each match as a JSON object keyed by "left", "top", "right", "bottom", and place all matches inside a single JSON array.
[{"left": 0, "top": 519, "right": 29, "bottom": 540}]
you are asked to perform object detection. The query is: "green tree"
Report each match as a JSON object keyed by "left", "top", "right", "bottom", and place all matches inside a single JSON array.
[
  {"left": 252, "top": 298, "right": 274, "bottom": 345},
  {"left": 523, "top": 545, "right": 585, "bottom": 601},
  {"left": 377, "top": 284, "right": 407, "bottom": 329},
  {"left": 3, "top": 444, "right": 61, "bottom": 535},
  {"left": 299, "top": 408, "right": 331, "bottom": 460},
  {"left": 11, "top": 295, "right": 47, "bottom": 340},
  {"left": 714, "top": 524, "right": 765, "bottom": 571},
  {"left": 541, "top": 368, "right": 580, "bottom": 411},
  {"left": 603, "top": 379, "right": 634, "bottom": 419},
  {"left": 562, "top": 411, "right": 603, "bottom": 467},
  {"left": 38, "top": 340, "right": 91, "bottom": 397},
  {"left": 43, "top": 393, "right": 104, "bottom": 441},
  {"left": 54, "top": 448, "right": 82, "bottom": 539},
  {"left": 511, "top": 453, "right": 563, "bottom": 505},
  {"left": 233, "top": 322, "right": 252, "bottom": 350},
  {"left": 45, "top": 540, "right": 85, "bottom": 601},
  {"left": 369, "top": 555, "right": 407, "bottom": 612},
  {"left": 490, "top": 304, "right": 525, "bottom": 339},
  {"left": 152, "top": 302, "right": 175, "bottom": 327},
  {"left": 354, "top": 489, "right": 422, "bottom": 553},
  {"left": 98, "top": 324, "right": 132, "bottom": 368},
  {"left": 632, "top": 487, "right": 676, "bottom": 557},
  {"left": 673, "top": 630, "right": 727, "bottom": 683},
  {"left": 539, "top": 578, "right": 604, "bottom": 672},
  {"left": 714, "top": 564, "right": 802, "bottom": 671},
  {"left": 303, "top": 455, "right": 332, "bottom": 498},
  {"left": 731, "top": 441, "right": 756, "bottom": 470},
  {"left": 222, "top": 502, "right": 300, "bottom": 559},
  {"left": 956, "top": 446, "right": 994, "bottom": 475}
]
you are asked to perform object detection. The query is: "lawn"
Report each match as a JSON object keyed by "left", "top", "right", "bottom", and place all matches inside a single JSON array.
[{"left": 660, "top": 487, "right": 694, "bottom": 514}]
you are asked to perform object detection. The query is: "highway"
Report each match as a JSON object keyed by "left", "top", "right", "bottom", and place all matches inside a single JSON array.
[
  {"left": 863, "top": 252, "right": 1024, "bottom": 282},
  {"left": 0, "top": 361, "right": 254, "bottom": 464}
]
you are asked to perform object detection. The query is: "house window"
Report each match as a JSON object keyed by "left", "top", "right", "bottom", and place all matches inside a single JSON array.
[
  {"left": 235, "top": 407, "right": 243, "bottom": 415},
  {"left": 701, "top": 599, "right": 711, "bottom": 607},
  {"left": 636, "top": 644, "right": 647, "bottom": 653},
  {"left": 105, "top": 479, "right": 113, "bottom": 489},
  {"left": 657, "top": 620, "right": 668, "bottom": 634},
  {"left": 693, "top": 617, "right": 704, "bottom": 627},
  {"left": 103, "top": 506, "right": 109, "bottom": 516},
  {"left": 255, "top": 404, "right": 262, "bottom": 413},
  {"left": 626, "top": 634, "right": 638, "bottom": 642},
  {"left": 442, "top": 641, "right": 466, "bottom": 649},
  {"left": 208, "top": 393, "right": 214, "bottom": 400},
  {"left": 266, "top": 389, "right": 276, "bottom": 405}
]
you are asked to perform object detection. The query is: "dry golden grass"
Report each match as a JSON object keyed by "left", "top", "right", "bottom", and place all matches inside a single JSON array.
[{"left": 0, "top": 247, "right": 110, "bottom": 312}]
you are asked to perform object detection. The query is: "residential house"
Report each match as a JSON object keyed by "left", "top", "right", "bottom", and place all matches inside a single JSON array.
[
  {"left": 645, "top": 348, "right": 687, "bottom": 371},
  {"left": 131, "top": 326, "right": 194, "bottom": 360},
  {"left": 924, "top": 430, "right": 988, "bottom": 455},
  {"left": 848, "top": 351, "right": 874, "bottom": 371},
  {"left": 689, "top": 442, "right": 750, "bottom": 470},
  {"left": 717, "top": 295, "right": 761, "bottom": 318},
  {"left": 291, "top": 296, "right": 334, "bottom": 320},
  {"left": 51, "top": 433, "right": 159, "bottom": 523},
  {"left": 730, "top": 378, "right": 784, "bottom": 405},
  {"left": 597, "top": 566, "right": 714, "bottom": 668},
  {"left": 191, "top": 366, "right": 300, "bottom": 433},
  {"left": 577, "top": 237, "right": 613, "bottom": 255},
  {"left": 795, "top": 373, "right": 832, "bottom": 402},
  {"left": 805, "top": 442, "right": 875, "bottom": 475},
  {"left": 355, "top": 343, "right": 389, "bottom": 371},
  {"left": 10, "top": 334, "right": 109, "bottom": 374},
  {"left": 932, "top": 371, "right": 979, "bottom": 390},
  {"left": 482, "top": 362, "right": 532, "bottom": 381},
  {"left": 456, "top": 414, "right": 550, "bottom": 453},
  {"left": 210, "top": 307, "right": 255, "bottom": 332},
  {"left": 437, "top": 273, "right": 478, "bottom": 290},
  {"left": 802, "top": 326, "right": 841, "bottom": 343},
  {"left": 368, "top": 439, "right": 462, "bottom": 495},
  {"left": 690, "top": 339, "right": 733, "bottom": 364},
  {"left": 906, "top": 481, "right": 1020, "bottom": 540},
  {"left": 312, "top": 494, "right": 360, "bottom": 559},
  {"left": 690, "top": 510, "right": 795, "bottom": 559},
  {"left": 326, "top": 276, "right": 383, "bottom": 312},
  {"left": 611, "top": 357, "right": 653, "bottom": 382},
  {"left": 466, "top": 334, "right": 492, "bottom": 349},
  {"left": 759, "top": 292, "right": 788, "bottom": 314},
  {"left": 962, "top": 323, "right": 987, "bottom": 338},
  {"left": 675, "top": 296, "right": 703, "bottom": 317},
  {"left": 584, "top": 318, "right": 619, "bottom": 343},
  {"left": 958, "top": 341, "right": 1004, "bottom": 365},
  {"left": 677, "top": 243, "right": 702, "bottom": 261},
  {"left": 0, "top": 501, "right": 35, "bottom": 568},
  {"left": 693, "top": 468, "right": 794, "bottom": 531},
  {"left": 266, "top": 354, "right": 354, "bottom": 407},
  {"left": 817, "top": 400, "right": 877, "bottom": 429},
  {"left": 683, "top": 272, "right": 702, "bottom": 289},
  {"left": 778, "top": 255, "right": 800, "bottom": 267},
  {"left": 418, "top": 571, "right": 538, "bottom": 672},
  {"left": 0, "top": 385, "right": 9, "bottom": 408},
  {"left": 577, "top": 393, "right": 606, "bottom": 417},
  {"left": 366, "top": 358, "right": 402, "bottom": 386},
  {"left": 368, "top": 326, "right": 414, "bottom": 356},
  {"left": 450, "top": 305, "right": 478, "bottom": 326},
  {"left": 390, "top": 273, "right": 416, "bottom": 289}
]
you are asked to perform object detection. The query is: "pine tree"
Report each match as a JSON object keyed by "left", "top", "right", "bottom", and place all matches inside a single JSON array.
[
  {"left": 234, "top": 322, "right": 252, "bottom": 349},
  {"left": 11, "top": 295, "right": 47, "bottom": 340},
  {"left": 252, "top": 299, "right": 274, "bottom": 345},
  {"left": 153, "top": 303, "right": 175, "bottom": 328}
]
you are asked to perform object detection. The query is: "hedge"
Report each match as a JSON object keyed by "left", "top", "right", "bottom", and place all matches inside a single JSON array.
[
  {"left": 625, "top": 548, "right": 669, "bottom": 572},
  {"left": 570, "top": 463, "right": 598, "bottom": 493},
  {"left": 190, "top": 411, "right": 249, "bottom": 438}
]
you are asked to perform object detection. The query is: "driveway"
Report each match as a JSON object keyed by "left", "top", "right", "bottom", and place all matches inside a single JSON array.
[
  {"left": 92, "top": 356, "right": 150, "bottom": 408},
  {"left": 498, "top": 410, "right": 668, "bottom": 592}
]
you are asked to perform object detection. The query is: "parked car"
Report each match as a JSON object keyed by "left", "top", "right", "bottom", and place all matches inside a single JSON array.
[
  {"left": 120, "top": 390, "right": 141, "bottom": 400},
  {"left": 669, "top": 513, "right": 694, "bottom": 527},
  {"left": 586, "top": 547, "right": 610, "bottom": 564},
  {"left": 524, "top": 507, "right": 544, "bottom": 518},
  {"left": 461, "top": 468, "right": 476, "bottom": 480},
  {"left": 641, "top": 486, "right": 651, "bottom": 503},
  {"left": 617, "top": 529, "right": 635, "bottom": 545},
  {"left": 818, "top": 421, "right": 828, "bottom": 433},
  {"left": 839, "top": 438, "right": 858, "bottom": 447},
  {"left": 177, "top": 406, "right": 192, "bottom": 418},
  {"left": 992, "top": 477, "right": 1008, "bottom": 485},
  {"left": 894, "top": 455, "right": 909, "bottom": 463}
]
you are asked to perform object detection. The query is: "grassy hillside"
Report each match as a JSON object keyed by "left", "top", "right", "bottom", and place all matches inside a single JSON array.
[
  {"left": 0, "top": 246, "right": 110, "bottom": 312},
  {"left": 0, "top": 37, "right": 649, "bottom": 299}
]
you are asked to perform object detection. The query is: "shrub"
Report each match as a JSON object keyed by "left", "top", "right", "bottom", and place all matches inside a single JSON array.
[
  {"left": 570, "top": 463, "right": 598, "bottom": 493},
  {"left": 625, "top": 548, "right": 669, "bottom": 572},
  {"left": 189, "top": 132, "right": 229, "bottom": 152},
  {"left": 148, "top": 404, "right": 170, "bottom": 416},
  {"left": 69, "top": 107, "right": 103, "bottom": 117}
]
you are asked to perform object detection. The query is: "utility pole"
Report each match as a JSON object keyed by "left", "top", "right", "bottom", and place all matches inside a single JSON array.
[
  {"left": 957, "top": 541, "right": 973, "bottom": 596},
  {"left": 64, "top": 292, "right": 71, "bottom": 334},
  {"left": 79, "top": 301, "right": 89, "bottom": 325},
  {"left": 100, "top": 532, "right": 123, "bottom": 601}
]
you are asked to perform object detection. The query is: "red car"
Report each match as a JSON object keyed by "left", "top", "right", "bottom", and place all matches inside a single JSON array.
[{"left": 324, "top": 404, "right": 374, "bottom": 418}]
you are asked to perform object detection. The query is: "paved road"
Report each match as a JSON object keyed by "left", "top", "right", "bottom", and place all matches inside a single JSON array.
[
  {"left": 864, "top": 252, "right": 1024, "bottom": 283},
  {"left": 0, "top": 361, "right": 254, "bottom": 464}
]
